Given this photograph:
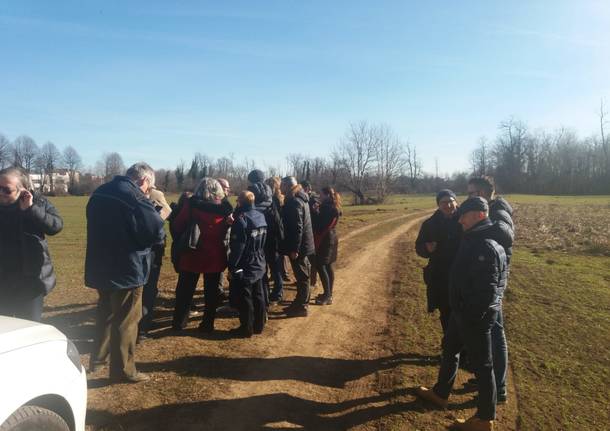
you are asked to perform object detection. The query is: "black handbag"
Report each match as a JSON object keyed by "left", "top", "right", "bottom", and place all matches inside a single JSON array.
[{"left": 170, "top": 207, "right": 201, "bottom": 271}]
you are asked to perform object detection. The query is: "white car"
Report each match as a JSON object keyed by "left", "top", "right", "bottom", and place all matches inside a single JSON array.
[{"left": 0, "top": 316, "right": 87, "bottom": 431}]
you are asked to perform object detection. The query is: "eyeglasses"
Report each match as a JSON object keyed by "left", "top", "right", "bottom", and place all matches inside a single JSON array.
[{"left": 0, "top": 186, "right": 18, "bottom": 195}]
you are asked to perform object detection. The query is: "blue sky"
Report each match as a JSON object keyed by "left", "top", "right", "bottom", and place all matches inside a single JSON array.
[{"left": 1, "top": 1, "right": 609, "bottom": 175}]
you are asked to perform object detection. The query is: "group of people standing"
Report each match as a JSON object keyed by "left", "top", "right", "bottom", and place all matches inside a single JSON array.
[
  {"left": 83, "top": 164, "right": 341, "bottom": 383},
  {"left": 415, "top": 176, "right": 514, "bottom": 431}
]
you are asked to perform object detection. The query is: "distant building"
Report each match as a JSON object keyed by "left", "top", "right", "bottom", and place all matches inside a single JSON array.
[{"left": 30, "top": 169, "right": 80, "bottom": 194}]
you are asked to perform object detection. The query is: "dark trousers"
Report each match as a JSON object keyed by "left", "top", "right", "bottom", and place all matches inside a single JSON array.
[
  {"left": 236, "top": 278, "right": 266, "bottom": 335},
  {"left": 315, "top": 261, "right": 335, "bottom": 298},
  {"left": 0, "top": 291, "right": 44, "bottom": 322},
  {"left": 492, "top": 308, "right": 508, "bottom": 397},
  {"left": 434, "top": 310, "right": 498, "bottom": 421},
  {"left": 289, "top": 254, "right": 311, "bottom": 307},
  {"left": 139, "top": 251, "right": 162, "bottom": 335},
  {"left": 439, "top": 305, "right": 451, "bottom": 334},
  {"left": 91, "top": 287, "right": 143, "bottom": 378},
  {"left": 173, "top": 271, "right": 221, "bottom": 329},
  {"left": 266, "top": 254, "right": 285, "bottom": 300}
]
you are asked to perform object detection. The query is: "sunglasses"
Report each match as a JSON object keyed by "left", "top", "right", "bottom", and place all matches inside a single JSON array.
[{"left": 0, "top": 186, "right": 18, "bottom": 195}]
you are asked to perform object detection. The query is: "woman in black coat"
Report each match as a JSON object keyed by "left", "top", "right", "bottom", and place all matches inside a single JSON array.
[
  {"left": 0, "top": 167, "right": 63, "bottom": 321},
  {"left": 312, "top": 187, "right": 341, "bottom": 305}
]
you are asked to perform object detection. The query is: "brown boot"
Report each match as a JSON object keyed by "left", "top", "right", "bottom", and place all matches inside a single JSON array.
[
  {"left": 453, "top": 416, "right": 494, "bottom": 431},
  {"left": 415, "top": 386, "right": 448, "bottom": 409}
]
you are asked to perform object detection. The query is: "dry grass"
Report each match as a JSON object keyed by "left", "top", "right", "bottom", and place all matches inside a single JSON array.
[{"left": 511, "top": 202, "right": 610, "bottom": 256}]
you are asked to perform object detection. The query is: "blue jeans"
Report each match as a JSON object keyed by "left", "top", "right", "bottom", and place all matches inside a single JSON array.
[
  {"left": 492, "top": 308, "right": 508, "bottom": 398},
  {"left": 139, "top": 250, "right": 162, "bottom": 334},
  {"left": 434, "top": 310, "right": 497, "bottom": 421}
]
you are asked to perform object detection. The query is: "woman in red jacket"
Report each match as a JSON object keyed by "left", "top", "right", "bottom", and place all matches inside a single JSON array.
[{"left": 171, "top": 178, "right": 233, "bottom": 332}]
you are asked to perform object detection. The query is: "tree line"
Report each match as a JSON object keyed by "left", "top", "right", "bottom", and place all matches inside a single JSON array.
[{"left": 2, "top": 111, "right": 609, "bottom": 200}]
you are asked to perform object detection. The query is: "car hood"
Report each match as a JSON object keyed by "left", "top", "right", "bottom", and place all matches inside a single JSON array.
[{"left": 0, "top": 316, "right": 66, "bottom": 355}]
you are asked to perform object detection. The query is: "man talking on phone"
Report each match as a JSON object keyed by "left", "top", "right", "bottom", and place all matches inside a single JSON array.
[{"left": 0, "top": 167, "right": 63, "bottom": 321}]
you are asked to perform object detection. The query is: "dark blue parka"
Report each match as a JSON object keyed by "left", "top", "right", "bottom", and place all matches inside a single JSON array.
[
  {"left": 228, "top": 205, "right": 267, "bottom": 283},
  {"left": 449, "top": 218, "right": 508, "bottom": 321},
  {"left": 85, "top": 176, "right": 164, "bottom": 291}
]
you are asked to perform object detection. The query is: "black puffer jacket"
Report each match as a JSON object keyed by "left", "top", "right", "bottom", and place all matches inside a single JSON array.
[
  {"left": 489, "top": 197, "right": 514, "bottom": 265},
  {"left": 280, "top": 189, "right": 315, "bottom": 257},
  {"left": 0, "top": 194, "right": 63, "bottom": 295},
  {"left": 415, "top": 210, "right": 462, "bottom": 312},
  {"left": 449, "top": 218, "right": 508, "bottom": 321}
]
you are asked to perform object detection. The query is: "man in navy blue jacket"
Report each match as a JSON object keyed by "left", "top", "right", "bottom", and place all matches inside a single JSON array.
[
  {"left": 416, "top": 197, "right": 508, "bottom": 431},
  {"left": 85, "top": 162, "right": 164, "bottom": 383},
  {"left": 228, "top": 191, "right": 268, "bottom": 338}
]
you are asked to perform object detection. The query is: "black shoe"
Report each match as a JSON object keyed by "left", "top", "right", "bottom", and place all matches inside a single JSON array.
[
  {"left": 198, "top": 322, "right": 214, "bottom": 333},
  {"left": 497, "top": 393, "right": 508, "bottom": 404},
  {"left": 229, "top": 327, "right": 252, "bottom": 338},
  {"left": 315, "top": 295, "right": 333, "bottom": 305},
  {"left": 269, "top": 294, "right": 282, "bottom": 303},
  {"left": 284, "top": 304, "right": 308, "bottom": 317}
]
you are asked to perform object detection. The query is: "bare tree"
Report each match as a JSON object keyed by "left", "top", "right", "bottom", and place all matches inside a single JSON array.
[
  {"left": 374, "top": 126, "right": 406, "bottom": 202},
  {"left": 0, "top": 134, "right": 12, "bottom": 168},
  {"left": 103, "top": 152, "right": 125, "bottom": 181},
  {"left": 174, "top": 161, "right": 186, "bottom": 191},
  {"left": 599, "top": 99, "right": 609, "bottom": 176},
  {"left": 36, "top": 142, "right": 62, "bottom": 192},
  {"left": 63, "top": 146, "right": 82, "bottom": 192},
  {"left": 470, "top": 137, "right": 492, "bottom": 176},
  {"left": 405, "top": 142, "right": 422, "bottom": 191},
  {"left": 333, "top": 121, "right": 378, "bottom": 204},
  {"left": 13, "top": 135, "right": 39, "bottom": 172}
]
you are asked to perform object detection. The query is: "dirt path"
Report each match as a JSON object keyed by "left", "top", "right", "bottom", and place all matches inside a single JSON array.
[{"left": 85, "top": 214, "right": 426, "bottom": 430}]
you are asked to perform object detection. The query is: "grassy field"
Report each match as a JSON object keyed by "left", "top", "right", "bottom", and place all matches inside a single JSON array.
[
  {"left": 42, "top": 193, "right": 610, "bottom": 430},
  {"left": 391, "top": 193, "right": 610, "bottom": 430}
]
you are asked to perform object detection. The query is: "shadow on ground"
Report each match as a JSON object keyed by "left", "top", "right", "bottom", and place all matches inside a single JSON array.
[{"left": 88, "top": 389, "right": 421, "bottom": 431}]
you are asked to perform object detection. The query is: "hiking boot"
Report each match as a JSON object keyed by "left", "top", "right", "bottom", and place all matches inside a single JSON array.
[
  {"left": 315, "top": 295, "right": 333, "bottom": 305},
  {"left": 496, "top": 393, "right": 507, "bottom": 405},
  {"left": 453, "top": 416, "right": 494, "bottom": 431},
  {"left": 111, "top": 372, "right": 150, "bottom": 384},
  {"left": 415, "top": 386, "right": 448, "bottom": 409}
]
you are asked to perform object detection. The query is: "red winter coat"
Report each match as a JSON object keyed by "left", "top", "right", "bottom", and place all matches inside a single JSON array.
[{"left": 172, "top": 198, "right": 230, "bottom": 274}]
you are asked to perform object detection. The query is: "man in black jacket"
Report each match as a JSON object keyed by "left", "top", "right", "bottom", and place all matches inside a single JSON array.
[
  {"left": 416, "top": 197, "right": 508, "bottom": 431},
  {"left": 85, "top": 163, "right": 164, "bottom": 383},
  {"left": 0, "top": 167, "right": 63, "bottom": 321},
  {"left": 229, "top": 191, "right": 268, "bottom": 337},
  {"left": 280, "top": 176, "right": 315, "bottom": 317},
  {"left": 415, "top": 189, "right": 461, "bottom": 333},
  {"left": 468, "top": 176, "right": 514, "bottom": 403}
]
